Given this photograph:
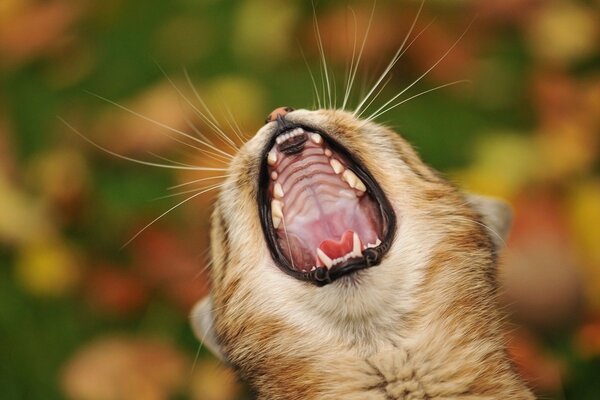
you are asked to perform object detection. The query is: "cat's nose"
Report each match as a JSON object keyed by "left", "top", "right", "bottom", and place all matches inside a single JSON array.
[{"left": 265, "top": 106, "right": 294, "bottom": 124}]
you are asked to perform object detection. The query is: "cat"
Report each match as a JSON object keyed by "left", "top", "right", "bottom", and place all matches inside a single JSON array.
[{"left": 189, "top": 104, "right": 535, "bottom": 399}]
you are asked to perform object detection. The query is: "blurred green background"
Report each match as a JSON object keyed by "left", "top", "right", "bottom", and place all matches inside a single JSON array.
[{"left": 1, "top": 0, "right": 599, "bottom": 399}]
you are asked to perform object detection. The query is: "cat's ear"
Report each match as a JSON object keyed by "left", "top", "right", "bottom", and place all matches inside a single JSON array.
[
  {"left": 467, "top": 194, "right": 512, "bottom": 251},
  {"left": 190, "top": 295, "right": 225, "bottom": 362}
]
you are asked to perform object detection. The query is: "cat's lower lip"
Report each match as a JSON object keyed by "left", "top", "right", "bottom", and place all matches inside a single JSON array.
[{"left": 258, "top": 124, "right": 397, "bottom": 286}]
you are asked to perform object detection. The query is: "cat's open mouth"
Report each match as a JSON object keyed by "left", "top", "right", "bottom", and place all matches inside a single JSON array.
[{"left": 258, "top": 123, "right": 396, "bottom": 286}]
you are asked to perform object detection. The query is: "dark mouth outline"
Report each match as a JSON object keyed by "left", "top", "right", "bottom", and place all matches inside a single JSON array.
[{"left": 257, "top": 123, "right": 397, "bottom": 286}]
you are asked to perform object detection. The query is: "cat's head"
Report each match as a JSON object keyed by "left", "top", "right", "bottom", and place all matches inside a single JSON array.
[{"left": 191, "top": 107, "right": 511, "bottom": 361}]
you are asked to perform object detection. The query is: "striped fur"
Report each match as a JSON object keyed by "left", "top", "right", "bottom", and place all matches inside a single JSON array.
[{"left": 191, "top": 109, "right": 534, "bottom": 399}]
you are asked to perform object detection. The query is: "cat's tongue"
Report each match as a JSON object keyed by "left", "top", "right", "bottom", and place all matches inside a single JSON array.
[{"left": 317, "top": 230, "right": 355, "bottom": 267}]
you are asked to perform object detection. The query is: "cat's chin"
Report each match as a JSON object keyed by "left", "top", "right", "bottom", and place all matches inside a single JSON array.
[{"left": 257, "top": 115, "right": 396, "bottom": 286}]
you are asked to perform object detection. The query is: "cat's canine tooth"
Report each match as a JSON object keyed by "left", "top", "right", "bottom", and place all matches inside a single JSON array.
[
  {"left": 352, "top": 232, "right": 362, "bottom": 257},
  {"left": 366, "top": 238, "right": 382, "bottom": 248},
  {"left": 273, "top": 182, "right": 284, "bottom": 198},
  {"left": 267, "top": 150, "right": 277, "bottom": 166},
  {"left": 330, "top": 158, "right": 344, "bottom": 174},
  {"left": 324, "top": 148, "right": 332, "bottom": 157},
  {"left": 310, "top": 133, "right": 322, "bottom": 144},
  {"left": 316, "top": 248, "right": 333, "bottom": 268}
]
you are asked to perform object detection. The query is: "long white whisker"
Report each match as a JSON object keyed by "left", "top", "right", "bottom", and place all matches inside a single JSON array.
[
  {"left": 148, "top": 152, "right": 202, "bottom": 168},
  {"left": 365, "top": 80, "right": 470, "bottom": 122},
  {"left": 342, "top": 2, "right": 376, "bottom": 111},
  {"left": 153, "top": 182, "right": 225, "bottom": 200},
  {"left": 83, "top": 90, "right": 234, "bottom": 160},
  {"left": 182, "top": 68, "right": 240, "bottom": 150},
  {"left": 223, "top": 105, "right": 248, "bottom": 142},
  {"left": 365, "top": 20, "right": 474, "bottom": 122},
  {"left": 355, "top": 19, "right": 434, "bottom": 119},
  {"left": 168, "top": 175, "right": 232, "bottom": 190},
  {"left": 313, "top": 3, "right": 332, "bottom": 109},
  {"left": 154, "top": 61, "right": 216, "bottom": 146},
  {"left": 281, "top": 214, "right": 295, "bottom": 270},
  {"left": 59, "top": 117, "right": 229, "bottom": 172},
  {"left": 123, "top": 184, "right": 222, "bottom": 248},
  {"left": 299, "top": 44, "right": 322, "bottom": 109},
  {"left": 353, "top": 0, "right": 425, "bottom": 116},
  {"left": 177, "top": 113, "right": 233, "bottom": 164}
]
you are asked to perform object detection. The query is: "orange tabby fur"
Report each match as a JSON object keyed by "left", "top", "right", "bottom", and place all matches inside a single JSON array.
[{"left": 191, "top": 109, "right": 534, "bottom": 399}]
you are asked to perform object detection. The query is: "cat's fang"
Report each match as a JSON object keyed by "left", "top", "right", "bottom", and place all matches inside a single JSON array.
[
  {"left": 316, "top": 248, "right": 333, "bottom": 268},
  {"left": 353, "top": 232, "right": 362, "bottom": 257}
]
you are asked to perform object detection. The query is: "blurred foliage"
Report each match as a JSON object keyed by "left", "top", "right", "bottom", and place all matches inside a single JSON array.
[{"left": 0, "top": 0, "right": 599, "bottom": 399}]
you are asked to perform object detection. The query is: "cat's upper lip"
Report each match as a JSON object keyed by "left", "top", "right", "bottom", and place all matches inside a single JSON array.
[{"left": 257, "top": 123, "right": 397, "bottom": 286}]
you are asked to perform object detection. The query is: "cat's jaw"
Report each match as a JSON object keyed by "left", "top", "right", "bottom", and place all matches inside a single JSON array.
[
  {"left": 193, "top": 109, "right": 533, "bottom": 398},
  {"left": 212, "top": 109, "right": 454, "bottom": 346}
]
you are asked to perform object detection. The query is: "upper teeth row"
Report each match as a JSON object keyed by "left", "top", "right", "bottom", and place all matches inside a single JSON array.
[
  {"left": 328, "top": 157, "right": 366, "bottom": 193},
  {"left": 276, "top": 128, "right": 305, "bottom": 144}
]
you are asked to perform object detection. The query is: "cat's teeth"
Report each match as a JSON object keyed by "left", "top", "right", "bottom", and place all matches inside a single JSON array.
[
  {"left": 324, "top": 148, "right": 332, "bottom": 157},
  {"left": 267, "top": 150, "right": 277, "bottom": 166},
  {"left": 273, "top": 182, "right": 284, "bottom": 198},
  {"left": 353, "top": 232, "right": 362, "bottom": 257},
  {"left": 366, "top": 238, "right": 382, "bottom": 248},
  {"left": 271, "top": 200, "right": 283, "bottom": 229},
  {"left": 271, "top": 171, "right": 278, "bottom": 180},
  {"left": 316, "top": 248, "right": 333, "bottom": 268},
  {"left": 342, "top": 169, "right": 366, "bottom": 193},
  {"left": 310, "top": 133, "right": 322, "bottom": 144},
  {"left": 330, "top": 158, "right": 344, "bottom": 174}
]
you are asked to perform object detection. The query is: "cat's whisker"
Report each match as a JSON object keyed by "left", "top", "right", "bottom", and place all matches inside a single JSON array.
[
  {"left": 342, "top": 3, "right": 375, "bottom": 111},
  {"left": 83, "top": 90, "right": 235, "bottom": 160},
  {"left": 299, "top": 44, "right": 322, "bottom": 109},
  {"left": 365, "top": 79, "right": 470, "bottom": 122},
  {"left": 155, "top": 61, "right": 216, "bottom": 146},
  {"left": 355, "top": 19, "right": 433, "bottom": 119},
  {"left": 365, "top": 20, "right": 474, "bottom": 123},
  {"left": 59, "top": 117, "right": 229, "bottom": 172},
  {"left": 312, "top": 3, "right": 333, "bottom": 109},
  {"left": 353, "top": 0, "right": 425, "bottom": 117},
  {"left": 147, "top": 152, "right": 203, "bottom": 168},
  {"left": 153, "top": 182, "right": 225, "bottom": 200},
  {"left": 450, "top": 215, "right": 507, "bottom": 248},
  {"left": 281, "top": 213, "right": 295, "bottom": 270},
  {"left": 356, "top": 75, "right": 393, "bottom": 122},
  {"left": 183, "top": 68, "right": 241, "bottom": 151},
  {"left": 223, "top": 104, "right": 248, "bottom": 143},
  {"left": 122, "top": 184, "right": 224, "bottom": 248},
  {"left": 168, "top": 175, "right": 232, "bottom": 190}
]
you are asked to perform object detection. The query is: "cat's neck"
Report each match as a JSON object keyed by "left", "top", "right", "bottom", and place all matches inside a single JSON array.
[{"left": 234, "top": 252, "right": 534, "bottom": 399}]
